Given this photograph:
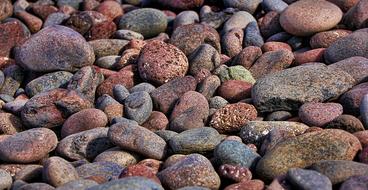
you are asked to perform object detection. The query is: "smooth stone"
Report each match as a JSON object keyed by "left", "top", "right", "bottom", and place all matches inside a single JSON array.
[
  {"left": 0, "top": 112, "right": 23, "bottom": 135},
  {"left": 17, "top": 183, "right": 55, "bottom": 190},
  {"left": 310, "top": 29, "right": 352, "bottom": 49},
  {"left": 214, "top": 140, "right": 261, "bottom": 169},
  {"left": 343, "top": 0, "right": 368, "bottom": 29},
  {"left": 119, "top": 8, "right": 167, "bottom": 38},
  {"left": 222, "top": 11, "right": 256, "bottom": 34},
  {"left": 158, "top": 154, "right": 221, "bottom": 190},
  {"left": 25, "top": 71, "right": 73, "bottom": 97},
  {"left": 142, "top": 111, "right": 169, "bottom": 131},
  {"left": 339, "top": 82, "right": 368, "bottom": 115},
  {"left": 108, "top": 122, "right": 167, "bottom": 160},
  {"left": 252, "top": 65, "right": 355, "bottom": 112},
  {"left": 76, "top": 161, "right": 123, "bottom": 181},
  {"left": 223, "top": 0, "right": 262, "bottom": 14},
  {"left": 310, "top": 160, "right": 368, "bottom": 185},
  {"left": 129, "top": 83, "right": 156, "bottom": 94},
  {"left": 215, "top": 65, "right": 256, "bottom": 84},
  {"left": 94, "top": 147, "right": 140, "bottom": 168},
  {"left": 0, "top": 169, "right": 12, "bottom": 190},
  {"left": 88, "top": 39, "right": 129, "bottom": 58},
  {"left": 325, "top": 114, "right": 364, "bottom": 133},
  {"left": 0, "top": 0, "right": 13, "bottom": 22},
  {"left": 259, "top": 11, "right": 283, "bottom": 38},
  {"left": 96, "top": 69, "right": 135, "bottom": 97},
  {"left": 244, "top": 21, "right": 264, "bottom": 48},
  {"left": 112, "top": 84, "right": 129, "bottom": 103},
  {"left": 0, "top": 21, "right": 28, "bottom": 57},
  {"left": 298, "top": 102, "right": 343, "bottom": 127},
  {"left": 222, "top": 28, "right": 243, "bottom": 58},
  {"left": 43, "top": 12, "right": 70, "bottom": 28},
  {"left": 55, "top": 180, "right": 98, "bottom": 190},
  {"left": 14, "top": 165, "right": 43, "bottom": 182},
  {"left": 280, "top": 0, "right": 343, "bottom": 36},
  {"left": 0, "top": 64, "right": 24, "bottom": 96},
  {"left": 157, "top": 0, "right": 204, "bottom": 9},
  {"left": 42, "top": 156, "right": 79, "bottom": 187},
  {"left": 188, "top": 44, "right": 220, "bottom": 76},
  {"left": 361, "top": 94, "right": 368, "bottom": 128},
  {"left": 197, "top": 74, "right": 221, "bottom": 100},
  {"left": 265, "top": 111, "right": 293, "bottom": 121},
  {"left": 232, "top": 46, "right": 262, "bottom": 69},
  {"left": 87, "top": 177, "right": 164, "bottom": 190},
  {"left": 15, "top": 25, "right": 95, "bottom": 72},
  {"left": 173, "top": 11, "right": 199, "bottom": 29},
  {"left": 114, "top": 29, "right": 144, "bottom": 41},
  {"left": 57, "top": 0, "right": 83, "bottom": 9},
  {"left": 286, "top": 168, "right": 332, "bottom": 190},
  {"left": 256, "top": 129, "right": 362, "bottom": 181},
  {"left": 328, "top": 56, "right": 368, "bottom": 84},
  {"left": 124, "top": 91, "right": 153, "bottom": 125},
  {"left": 0, "top": 128, "right": 58, "bottom": 163},
  {"left": 95, "top": 56, "right": 120, "bottom": 69},
  {"left": 169, "top": 127, "right": 222, "bottom": 154},
  {"left": 155, "top": 130, "right": 178, "bottom": 142},
  {"left": 239, "top": 121, "right": 309, "bottom": 146},
  {"left": 262, "top": 0, "right": 288, "bottom": 13},
  {"left": 327, "top": 0, "right": 359, "bottom": 12},
  {"left": 95, "top": 94, "right": 124, "bottom": 122},
  {"left": 340, "top": 175, "right": 368, "bottom": 190},
  {"left": 57, "top": 128, "right": 113, "bottom": 161},
  {"left": 209, "top": 96, "right": 229, "bottom": 109},
  {"left": 217, "top": 80, "right": 252, "bottom": 102}
]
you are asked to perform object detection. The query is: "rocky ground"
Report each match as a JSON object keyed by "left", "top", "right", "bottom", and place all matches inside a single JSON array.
[{"left": 0, "top": 0, "right": 368, "bottom": 189}]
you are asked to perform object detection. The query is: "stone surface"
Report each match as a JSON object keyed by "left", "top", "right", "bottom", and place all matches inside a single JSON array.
[
  {"left": 218, "top": 164, "right": 252, "bottom": 182},
  {"left": 328, "top": 56, "right": 368, "bottom": 84},
  {"left": 343, "top": 0, "right": 368, "bottom": 29},
  {"left": 298, "top": 102, "right": 343, "bottom": 127},
  {"left": 361, "top": 94, "right": 368, "bottom": 128},
  {"left": 188, "top": 44, "right": 220, "bottom": 76},
  {"left": 310, "top": 29, "right": 352, "bottom": 49},
  {"left": 0, "top": 21, "right": 28, "bottom": 57},
  {"left": 94, "top": 147, "right": 140, "bottom": 168},
  {"left": 223, "top": 0, "right": 261, "bottom": 14},
  {"left": 217, "top": 80, "right": 252, "bottom": 102},
  {"left": 55, "top": 180, "right": 98, "bottom": 190},
  {"left": 340, "top": 82, "right": 368, "bottom": 115},
  {"left": 286, "top": 168, "right": 332, "bottom": 190},
  {"left": 0, "top": 169, "right": 12, "bottom": 190},
  {"left": 340, "top": 175, "right": 368, "bottom": 190},
  {"left": 25, "top": 71, "right": 73, "bottom": 97},
  {"left": 325, "top": 114, "right": 364, "bottom": 133},
  {"left": 124, "top": 91, "right": 153, "bottom": 125},
  {"left": 42, "top": 156, "right": 79, "bottom": 187},
  {"left": 252, "top": 64, "right": 355, "bottom": 112},
  {"left": 76, "top": 161, "right": 123, "bottom": 181},
  {"left": 0, "top": 112, "right": 23, "bottom": 135},
  {"left": 222, "top": 11, "right": 256, "bottom": 34},
  {"left": 87, "top": 177, "right": 164, "bottom": 190}
]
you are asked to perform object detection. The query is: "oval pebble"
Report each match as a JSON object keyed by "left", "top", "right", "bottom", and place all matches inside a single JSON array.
[
  {"left": 42, "top": 156, "right": 79, "bottom": 187},
  {"left": 124, "top": 91, "right": 153, "bottom": 125}
]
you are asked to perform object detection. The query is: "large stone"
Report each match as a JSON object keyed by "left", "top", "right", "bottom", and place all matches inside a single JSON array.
[{"left": 252, "top": 64, "right": 355, "bottom": 112}]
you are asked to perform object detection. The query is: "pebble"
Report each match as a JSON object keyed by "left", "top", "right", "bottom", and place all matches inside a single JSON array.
[
  {"left": 325, "top": 114, "right": 364, "bottom": 133},
  {"left": 57, "top": 128, "right": 113, "bottom": 161},
  {"left": 217, "top": 80, "right": 252, "bottom": 102},
  {"left": 329, "top": 56, "right": 368, "bottom": 84},
  {"left": 96, "top": 69, "right": 135, "bottom": 97},
  {"left": 343, "top": 0, "right": 368, "bottom": 29},
  {"left": 124, "top": 91, "right": 152, "bottom": 124},
  {"left": 130, "top": 83, "right": 156, "bottom": 94},
  {"left": 170, "top": 24, "right": 221, "bottom": 56},
  {"left": 55, "top": 180, "right": 98, "bottom": 190},
  {"left": 216, "top": 65, "right": 256, "bottom": 84},
  {"left": 158, "top": 154, "right": 221, "bottom": 190},
  {"left": 0, "top": 112, "right": 23, "bottom": 135},
  {"left": 114, "top": 30, "right": 144, "bottom": 41},
  {"left": 224, "top": 179, "right": 264, "bottom": 190},
  {"left": 298, "top": 102, "right": 343, "bottom": 127},
  {"left": 209, "top": 96, "right": 229, "bottom": 109},
  {"left": 15, "top": 25, "right": 95, "bottom": 72},
  {"left": 209, "top": 103, "right": 257, "bottom": 134},
  {"left": 14, "top": 165, "right": 43, "bottom": 182},
  {"left": 340, "top": 175, "right": 368, "bottom": 190},
  {"left": 252, "top": 64, "right": 355, "bottom": 112},
  {"left": 173, "top": 11, "right": 199, "bottom": 29},
  {"left": 25, "top": 71, "right": 73, "bottom": 97},
  {"left": 142, "top": 111, "right": 169, "bottom": 131},
  {"left": 361, "top": 94, "right": 368, "bottom": 128},
  {"left": 88, "top": 39, "right": 129, "bottom": 58},
  {"left": 244, "top": 21, "right": 264, "bottom": 48},
  {"left": 96, "top": 95, "right": 124, "bottom": 122},
  {"left": 112, "top": 84, "right": 129, "bottom": 103},
  {"left": 354, "top": 130, "right": 368, "bottom": 147},
  {"left": 42, "top": 156, "right": 79, "bottom": 187},
  {"left": 265, "top": 111, "right": 293, "bottom": 121},
  {"left": 310, "top": 160, "right": 368, "bottom": 184},
  {"left": 76, "top": 161, "right": 123, "bottom": 181},
  {"left": 95, "top": 56, "right": 120, "bottom": 69},
  {"left": 119, "top": 8, "right": 167, "bottom": 38},
  {"left": 214, "top": 140, "right": 261, "bottom": 169},
  {"left": 197, "top": 74, "right": 221, "bottom": 100},
  {"left": 0, "top": 64, "right": 24, "bottom": 97},
  {"left": 232, "top": 46, "right": 262, "bottom": 69},
  {"left": 0, "top": 169, "right": 12, "bottom": 190},
  {"left": 87, "top": 177, "right": 164, "bottom": 190},
  {"left": 223, "top": 0, "right": 261, "bottom": 14},
  {"left": 280, "top": 0, "right": 342, "bottom": 36},
  {"left": 249, "top": 49, "right": 294, "bottom": 79},
  {"left": 95, "top": 1, "right": 123, "bottom": 21},
  {"left": 15, "top": 11, "right": 43, "bottom": 33},
  {"left": 222, "top": 28, "right": 243, "bottom": 58},
  {"left": 286, "top": 168, "right": 332, "bottom": 190},
  {"left": 309, "top": 29, "right": 352, "bottom": 48},
  {"left": 138, "top": 40, "right": 188, "bottom": 85},
  {"left": 0, "top": 0, "right": 13, "bottom": 22},
  {"left": 222, "top": 11, "right": 256, "bottom": 34},
  {"left": 359, "top": 146, "right": 368, "bottom": 164},
  {"left": 256, "top": 129, "right": 361, "bottom": 181},
  {"left": 294, "top": 48, "right": 325, "bottom": 65},
  {"left": 262, "top": 42, "right": 292, "bottom": 52},
  {"left": 0, "top": 21, "right": 28, "bottom": 58},
  {"left": 17, "top": 183, "right": 55, "bottom": 190},
  {"left": 57, "top": 0, "right": 83, "bottom": 9},
  {"left": 108, "top": 122, "right": 167, "bottom": 160},
  {"left": 259, "top": 11, "right": 282, "bottom": 39},
  {"left": 218, "top": 164, "right": 252, "bottom": 182},
  {"left": 61, "top": 108, "right": 108, "bottom": 137},
  {"left": 0, "top": 128, "right": 58, "bottom": 163},
  {"left": 94, "top": 147, "right": 140, "bottom": 168},
  {"left": 157, "top": 0, "right": 204, "bottom": 10},
  {"left": 262, "top": 0, "right": 288, "bottom": 13},
  {"left": 188, "top": 44, "right": 220, "bottom": 76},
  {"left": 119, "top": 164, "right": 160, "bottom": 183}
]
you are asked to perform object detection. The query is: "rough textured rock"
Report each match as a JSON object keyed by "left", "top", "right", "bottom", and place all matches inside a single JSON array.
[
  {"left": 87, "top": 177, "right": 164, "bottom": 190},
  {"left": 286, "top": 168, "right": 332, "bottom": 190},
  {"left": 25, "top": 71, "right": 73, "bottom": 97},
  {"left": 42, "top": 156, "right": 79, "bottom": 187},
  {"left": 298, "top": 102, "right": 343, "bottom": 127}
]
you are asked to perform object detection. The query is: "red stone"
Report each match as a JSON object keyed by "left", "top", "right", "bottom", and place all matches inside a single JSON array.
[{"left": 0, "top": 21, "right": 28, "bottom": 57}]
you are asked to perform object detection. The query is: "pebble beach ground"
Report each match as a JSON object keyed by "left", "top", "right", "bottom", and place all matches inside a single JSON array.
[{"left": 0, "top": 0, "right": 368, "bottom": 189}]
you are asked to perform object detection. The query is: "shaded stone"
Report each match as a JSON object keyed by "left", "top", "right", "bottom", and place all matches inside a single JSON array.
[
  {"left": 339, "top": 82, "right": 368, "bottom": 115},
  {"left": 343, "top": 0, "right": 368, "bottom": 29},
  {"left": 286, "top": 168, "right": 332, "bottom": 190},
  {"left": 55, "top": 180, "right": 98, "bottom": 190},
  {"left": 94, "top": 147, "right": 140, "bottom": 168},
  {"left": 87, "top": 177, "right": 164, "bottom": 190},
  {"left": 0, "top": 112, "right": 23, "bottom": 135},
  {"left": 124, "top": 91, "right": 153, "bottom": 124},
  {"left": 42, "top": 156, "right": 79, "bottom": 187},
  {"left": 222, "top": 11, "right": 255, "bottom": 34},
  {"left": 76, "top": 161, "right": 123, "bottom": 181},
  {"left": 0, "top": 21, "right": 28, "bottom": 57},
  {"left": 188, "top": 44, "right": 220, "bottom": 76},
  {"left": 325, "top": 114, "right": 364, "bottom": 133},
  {"left": 340, "top": 175, "right": 368, "bottom": 190},
  {"left": 328, "top": 56, "right": 368, "bottom": 84},
  {"left": 218, "top": 164, "right": 252, "bottom": 182},
  {"left": 89, "top": 39, "right": 129, "bottom": 58},
  {"left": 310, "top": 29, "right": 352, "bottom": 49},
  {"left": 221, "top": 28, "right": 243, "bottom": 58},
  {"left": 298, "top": 102, "right": 343, "bottom": 127},
  {"left": 232, "top": 46, "right": 262, "bottom": 69},
  {"left": 25, "top": 71, "right": 73, "bottom": 97}
]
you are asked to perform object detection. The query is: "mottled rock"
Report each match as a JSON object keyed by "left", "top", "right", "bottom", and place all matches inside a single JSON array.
[
  {"left": 87, "top": 177, "right": 164, "bottom": 190},
  {"left": 96, "top": 94, "right": 124, "bottom": 122},
  {"left": 89, "top": 39, "right": 129, "bottom": 58},
  {"left": 94, "top": 147, "right": 140, "bottom": 168},
  {"left": 340, "top": 175, "right": 368, "bottom": 190},
  {"left": 361, "top": 94, "right": 368, "bottom": 128},
  {"left": 55, "top": 180, "right": 98, "bottom": 190},
  {"left": 343, "top": 0, "right": 368, "bottom": 29},
  {"left": 218, "top": 164, "right": 252, "bottom": 182},
  {"left": 43, "top": 156, "right": 79, "bottom": 187},
  {"left": 0, "top": 21, "right": 28, "bottom": 57},
  {"left": 76, "top": 161, "right": 123, "bottom": 181},
  {"left": 286, "top": 168, "right": 332, "bottom": 190},
  {"left": 96, "top": 69, "right": 135, "bottom": 97},
  {"left": 243, "top": 21, "right": 264, "bottom": 48},
  {"left": 299, "top": 102, "right": 343, "bottom": 127},
  {"left": 310, "top": 29, "right": 352, "bottom": 48},
  {"left": 221, "top": 28, "right": 243, "bottom": 58},
  {"left": 222, "top": 11, "right": 255, "bottom": 34},
  {"left": 25, "top": 71, "right": 73, "bottom": 97},
  {"left": 217, "top": 80, "right": 252, "bottom": 102},
  {"left": 188, "top": 44, "right": 220, "bottom": 76},
  {"left": 223, "top": 0, "right": 261, "bottom": 14},
  {"left": 124, "top": 91, "right": 153, "bottom": 124},
  {"left": 0, "top": 112, "right": 23, "bottom": 135},
  {"left": 232, "top": 46, "right": 262, "bottom": 69},
  {"left": 329, "top": 56, "right": 368, "bottom": 84},
  {"left": 325, "top": 114, "right": 364, "bottom": 133},
  {"left": 259, "top": 11, "right": 283, "bottom": 39},
  {"left": 340, "top": 82, "right": 368, "bottom": 115},
  {"left": 0, "top": 169, "right": 12, "bottom": 190}
]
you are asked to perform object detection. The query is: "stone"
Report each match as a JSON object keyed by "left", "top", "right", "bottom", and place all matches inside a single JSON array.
[
  {"left": 354, "top": 130, "right": 368, "bottom": 147},
  {"left": 259, "top": 11, "right": 283, "bottom": 39},
  {"left": 262, "top": 0, "right": 288, "bottom": 13},
  {"left": 25, "top": 71, "right": 73, "bottom": 97},
  {"left": 0, "top": 0, "right": 13, "bottom": 22},
  {"left": 57, "top": 0, "right": 83, "bottom": 9},
  {"left": 329, "top": 56, "right": 368, "bottom": 84},
  {"left": 94, "top": 147, "right": 140, "bottom": 168},
  {"left": 15, "top": 25, "right": 95, "bottom": 72},
  {"left": 55, "top": 180, "right": 98, "bottom": 190},
  {"left": 17, "top": 183, "right": 55, "bottom": 190},
  {"left": 343, "top": 0, "right": 368, "bottom": 29},
  {"left": 197, "top": 75, "right": 221, "bottom": 100},
  {"left": 130, "top": 83, "right": 156, "bottom": 94},
  {"left": 265, "top": 111, "right": 293, "bottom": 121},
  {"left": 138, "top": 40, "right": 188, "bottom": 85},
  {"left": 340, "top": 82, "right": 368, "bottom": 116},
  {"left": 216, "top": 65, "right": 256, "bottom": 84},
  {"left": 209, "top": 103, "right": 257, "bottom": 134},
  {"left": 76, "top": 161, "right": 123, "bottom": 181},
  {"left": 96, "top": 69, "right": 135, "bottom": 97},
  {"left": 57, "top": 128, "right": 113, "bottom": 161},
  {"left": 221, "top": 28, "right": 243, "bottom": 58},
  {"left": 170, "top": 24, "right": 220, "bottom": 56},
  {"left": 0, "top": 112, "right": 23, "bottom": 135},
  {"left": 119, "top": 8, "right": 167, "bottom": 38},
  {"left": 232, "top": 46, "right": 262, "bottom": 69},
  {"left": 43, "top": 12, "right": 70, "bottom": 28},
  {"left": 108, "top": 122, "right": 167, "bottom": 160},
  {"left": 280, "top": 0, "right": 343, "bottom": 36},
  {"left": 55, "top": 90, "right": 94, "bottom": 117},
  {"left": 310, "top": 29, "right": 352, "bottom": 49},
  {"left": 222, "top": 11, "right": 255, "bottom": 34},
  {"left": 95, "top": 1, "right": 123, "bottom": 21},
  {"left": 243, "top": 21, "right": 264, "bottom": 48},
  {"left": 294, "top": 48, "right": 325, "bottom": 65},
  {"left": 361, "top": 94, "right": 368, "bottom": 128},
  {"left": 218, "top": 164, "right": 252, "bottom": 182},
  {"left": 14, "top": 165, "right": 43, "bottom": 182},
  {"left": 286, "top": 168, "right": 332, "bottom": 190},
  {"left": 119, "top": 164, "right": 160, "bottom": 184},
  {"left": 214, "top": 140, "right": 261, "bottom": 169},
  {"left": 252, "top": 64, "right": 355, "bottom": 112},
  {"left": 340, "top": 175, "right": 368, "bottom": 190},
  {"left": 298, "top": 102, "right": 343, "bottom": 127},
  {"left": 173, "top": 11, "right": 199, "bottom": 29},
  {"left": 256, "top": 129, "right": 362, "bottom": 181},
  {"left": 158, "top": 154, "right": 221, "bottom": 190},
  {"left": 224, "top": 179, "right": 264, "bottom": 190},
  {"left": 327, "top": 0, "right": 359, "bottom": 11},
  {"left": 112, "top": 84, "right": 129, "bottom": 103},
  {"left": 89, "top": 39, "right": 129, "bottom": 58},
  {"left": 188, "top": 44, "right": 220, "bottom": 76},
  {"left": 95, "top": 56, "right": 120, "bottom": 69},
  {"left": 0, "top": 169, "right": 12, "bottom": 190},
  {"left": 87, "top": 177, "right": 164, "bottom": 190},
  {"left": 96, "top": 95, "right": 124, "bottom": 122},
  {"left": 209, "top": 96, "right": 229, "bottom": 109},
  {"left": 0, "top": 64, "right": 24, "bottom": 97},
  {"left": 61, "top": 108, "right": 108, "bottom": 138},
  {"left": 124, "top": 91, "right": 153, "bottom": 124},
  {"left": 114, "top": 30, "right": 144, "bottom": 41},
  {"left": 0, "top": 128, "right": 57, "bottom": 163},
  {"left": 15, "top": 11, "right": 43, "bottom": 33},
  {"left": 0, "top": 21, "right": 28, "bottom": 57},
  {"left": 223, "top": 0, "right": 261, "bottom": 14},
  {"left": 42, "top": 156, "right": 79, "bottom": 187},
  {"left": 325, "top": 114, "right": 364, "bottom": 133},
  {"left": 217, "top": 80, "right": 252, "bottom": 102},
  {"left": 262, "top": 42, "right": 292, "bottom": 52},
  {"left": 310, "top": 160, "right": 368, "bottom": 185},
  {"left": 142, "top": 111, "right": 169, "bottom": 131}
]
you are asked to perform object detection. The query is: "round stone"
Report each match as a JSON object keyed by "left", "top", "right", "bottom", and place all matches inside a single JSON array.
[
  {"left": 223, "top": 0, "right": 262, "bottom": 14},
  {"left": 142, "top": 111, "right": 169, "bottom": 131},
  {"left": 42, "top": 156, "right": 79, "bottom": 187},
  {"left": 124, "top": 91, "right": 153, "bottom": 125},
  {"left": 94, "top": 147, "right": 140, "bottom": 168},
  {"left": 0, "top": 169, "right": 12, "bottom": 190},
  {"left": 298, "top": 102, "right": 343, "bottom": 127},
  {"left": 325, "top": 114, "right": 364, "bottom": 133},
  {"left": 137, "top": 40, "right": 188, "bottom": 86},
  {"left": 76, "top": 161, "right": 123, "bottom": 181},
  {"left": 280, "top": 0, "right": 343, "bottom": 36},
  {"left": 310, "top": 29, "right": 352, "bottom": 48},
  {"left": 157, "top": 0, "right": 204, "bottom": 9},
  {"left": 118, "top": 8, "right": 167, "bottom": 38},
  {"left": 217, "top": 80, "right": 252, "bottom": 102},
  {"left": 286, "top": 168, "right": 332, "bottom": 190}
]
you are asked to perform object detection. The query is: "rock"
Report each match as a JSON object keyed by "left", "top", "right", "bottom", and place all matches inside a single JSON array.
[
  {"left": 57, "top": 0, "right": 83, "bottom": 9},
  {"left": 325, "top": 115, "right": 364, "bottom": 133},
  {"left": 170, "top": 91, "right": 209, "bottom": 132},
  {"left": 14, "top": 165, "right": 43, "bottom": 182},
  {"left": 0, "top": 112, "right": 23, "bottom": 135},
  {"left": 61, "top": 108, "right": 108, "bottom": 137},
  {"left": 0, "top": 0, "right": 13, "bottom": 22},
  {"left": 55, "top": 90, "right": 94, "bottom": 117},
  {"left": 324, "top": 30, "right": 368, "bottom": 63},
  {"left": 0, "top": 128, "right": 57, "bottom": 163},
  {"left": 17, "top": 183, "right": 55, "bottom": 190},
  {"left": 55, "top": 180, "right": 98, "bottom": 190},
  {"left": 0, "top": 21, "right": 28, "bottom": 57},
  {"left": 89, "top": 39, "right": 129, "bottom": 58},
  {"left": 217, "top": 80, "right": 252, "bottom": 102},
  {"left": 95, "top": 56, "right": 120, "bottom": 69},
  {"left": 96, "top": 94, "right": 124, "bottom": 122},
  {"left": 209, "top": 103, "right": 257, "bottom": 134},
  {"left": 25, "top": 71, "right": 73, "bottom": 97},
  {"left": 214, "top": 140, "right": 261, "bottom": 169},
  {"left": 57, "top": 128, "right": 113, "bottom": 161},
  {"left": 150, "top": 76, "right": 197, "bottom": 114},
  {"left": 310, "top": 160, "right": 368, "bottom": 185},
  {"left": 310, "top": 29, "right": 352, "bottom": 48},
  {"left": 95, "top": 1, "right": 123, "bottom": 21},
  {"left": 327, "top": 0, "right": 359, "bottom": 12},
  {"left": 43, "top": 12, "right": 70, "bottom": 28},
  {"left": 197, "top": 75, "right": 221, "bottom": 100},
  {"left": 265, "top": 111, "right": 293, "bottom": 121},
  {"left": 119, "top": 8, "right": 167, "bottom": 38},
  {"left": 340, "top": 175, "right": 368, "bottom": 190},
  {"left": 252, "top": 64, "right": 355, "bottom": 112},
  {"left": 15, "top": 25, "right": 95, "bottom": 72},
  {"left": 256, "top": 129, "right": 362, "bottom": 181},
  {"left": 286, "top": 168, "right": 332, "bottom": 190},
  {"left": 224, "top": 179, "right": 264, "bottom": 190},
  {"left": 298, "top": 102, "right": 343, "bottom": 127},
  {"left": 243, "top": 21, "right": 264, "bottom": 48},
  {"left": 169, "top": 127, "right": 222, "bottom": 154},
  {"left": 173, "top": 11, "right": 199, "bottom": 29},
  {"left": 114, "top": 30, "right": 144, "bottom": 40},
  {"left": 361, "top": 94, "right": 368, "bottom": 128},
  {"left": 31, "top": 5, "right": 58, "bottom": 21},
  {"left": 108, "top": 122, "right": 167, "bottom": 160},
  {"left": 0, "top": 64, "right": 24, "bottom": 96},
  {"left": 112, "top": 84, "right": 129, "bottom": 103},
  {"left": 232, "top": 46, "right": 262, "bottom": 69},
  {"left": 259, "top": 11, "right": 283, "bottom": 39},
  {"left": 262, "top": 0, "right": 288, "bottom": 13},
  {"left": 142, "top": 111, "right": 169, "bottom": 131},
  {"left": 294, "top": 48, "right": 325, "bottom": 65},
  {"left": 158, "top": 0, "right": 203, "bottom": 9},
  {"left": 222, "top": 11, "right": 256, "bottom": 34},
  {"left": 138, "top": 40, "right": 188, "bottom": 85},
  {"left": 262, "top": 42, "right": 292, "bottom": 52},
  {"left": 158, "top": 154, "right": 221, "bottom": 190},
  {"left": 87, "top": 177, "right": 164, "bottom": 190},
  {"left": 249, "top": 49, "right": 294, "bottom": 79},
  {"left": 218, "top": 164, "right": 252, "bottom": 182},
  {"left": 42, "top": 156, "right": 79, "bottom": 187},
  {"left": 119, "top": 164, "right": 160, "bottom": 184},
  {"left": 280, "top": 0, "right": 343, "bottom": 36},
  {"left": 170, "top": 24, "right": 220, "bottom": 56},
  {"left": 223, "top": 0, "right": 261, "bottom": 14},
  {"left": 199, "top": 5, "right": 233, "bottom": 29},
  {"left": 221, "top": 28, "right": 243, "bottom": 58},
  {"left": 76, "top": 161, "right": 123, "bottom": 181},
  {"left": 94, "top": 147, "right": 140, "bottom": 168},
  {"left": 209, "top": 96, "right": 229, "bottom": 109},
  {"left": 96, "top": 69, "right": 135, "bottom": 97},
  {"left": 328, "top": 56, "right": 368, "bottom": 84},
  {"left": 354, "top": 130, "right": 368, "bottom": 147},
  {"left": 343, "top": 0, "right": 368, "bottom": 29},
  {"left": 15, "top": 11, "right": 43, "bottom": 33},
  {"left": 0, "top": 169, "right": 12, "bottom": 190},
  {"left": 188, "top": 44, "right": 220, "bottom": 76},
  {"left": 215, "top": 65, "right": 256, "bottom": 84},
  {"left": 124, "top": 91, "right": 153, "bottom": 124},
  {"left": 339, "top": 82, "right": 368, "bottom": 115},
  {"left": 130, "top": 83, "right": 156, "bottom": 94}
]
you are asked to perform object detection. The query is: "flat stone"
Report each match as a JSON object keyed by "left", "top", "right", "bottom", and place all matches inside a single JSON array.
[{"left": 286, "top": 168, "right": 332, "bottom": 190}]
